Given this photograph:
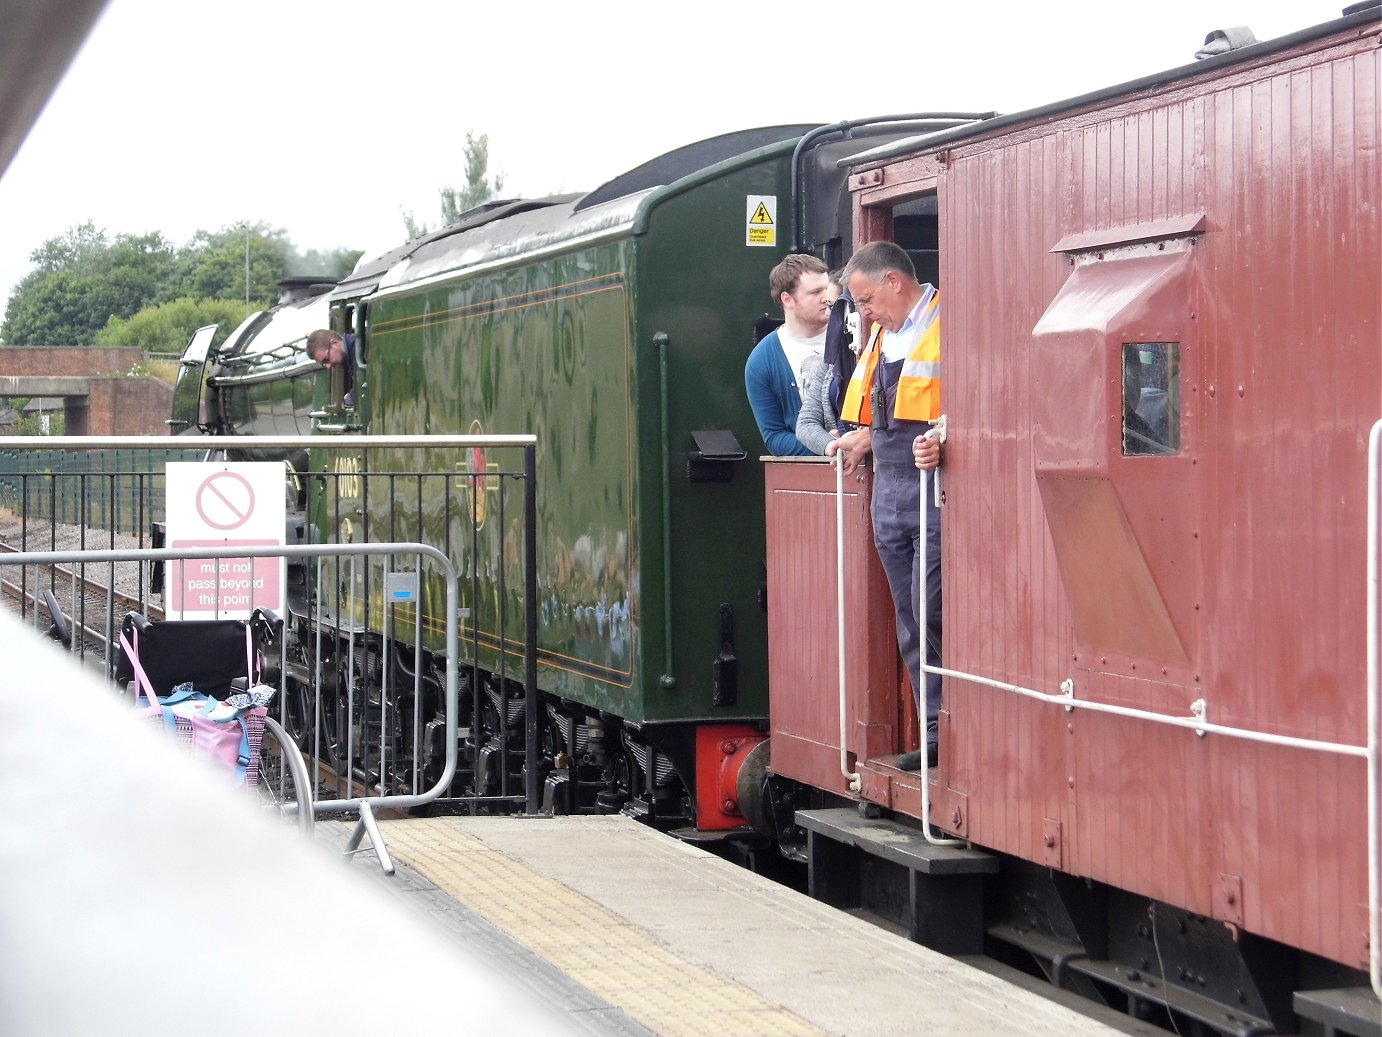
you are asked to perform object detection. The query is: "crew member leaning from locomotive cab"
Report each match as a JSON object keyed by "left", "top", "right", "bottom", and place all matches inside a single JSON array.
[
  {"left": 826, "top": 241, "right": 943, "bottom": 771},
  {"left": 306, "top": 328, "right": 356, "bottom": 407},
  {"left": 744, "top": 254, "right": 833, "bottom": 456}
]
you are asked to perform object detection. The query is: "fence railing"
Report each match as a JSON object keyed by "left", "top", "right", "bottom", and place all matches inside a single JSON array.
[
  {"left": 0, "top": 446, "right": 204, "bottom": 539},
  {"left": 0, "top": 434, "right": 541, "bottom": 864}
]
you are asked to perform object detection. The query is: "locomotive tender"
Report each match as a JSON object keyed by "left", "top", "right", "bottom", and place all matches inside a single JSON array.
[
  {"left": 170, "top": 7, "right": 1380, "bottom": 1033},
  {"left": 174, "top": 119, "right": 976, "bottom": 825}
]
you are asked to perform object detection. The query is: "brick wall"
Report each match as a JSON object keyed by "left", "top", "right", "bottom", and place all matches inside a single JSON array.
[
  {"left": 86, "top": 377, "right": 173, "bottom": 436},
  {"left": 0, "top": 346, "right": 143, "bottom": 377},
  {"left": 0, "top": 349, "right": 172, "bottom": 435}
]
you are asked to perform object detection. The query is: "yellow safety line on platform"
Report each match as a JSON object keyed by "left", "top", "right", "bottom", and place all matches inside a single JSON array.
[{"left": 379, "top": 818, "right": 829, "bottom": 1037}]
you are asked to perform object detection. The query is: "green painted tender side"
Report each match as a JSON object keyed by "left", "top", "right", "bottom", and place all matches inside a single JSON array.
[{"left": 327, "top": 138, "right": 802, "bottom": 726}]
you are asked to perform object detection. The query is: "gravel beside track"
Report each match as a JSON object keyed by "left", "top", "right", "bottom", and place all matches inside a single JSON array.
[{"left": 0, "top": 507, "right": 152, "bottom": 602}]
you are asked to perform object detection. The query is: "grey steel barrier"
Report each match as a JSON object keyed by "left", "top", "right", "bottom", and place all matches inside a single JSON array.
[
  {"left": 0, "top": 434, "right": 542, "bottom": 827},
  {"left": 1, "top": 541, "right": 462, "bottom": 871}
]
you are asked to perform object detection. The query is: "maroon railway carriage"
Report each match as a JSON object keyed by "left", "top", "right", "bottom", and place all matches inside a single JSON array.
[{"left": 766, "top": 10, "right": 1380, "bottom": 1035}]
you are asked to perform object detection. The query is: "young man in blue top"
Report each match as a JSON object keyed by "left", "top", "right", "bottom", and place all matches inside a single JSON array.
[{"left": 744, "top": 253, "right": 832, "bottom": 456}]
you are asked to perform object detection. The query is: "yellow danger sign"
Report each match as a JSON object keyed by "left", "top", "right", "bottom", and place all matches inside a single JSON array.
[{"left": 746, "top": 195, "right": 777, "bottom": 247}]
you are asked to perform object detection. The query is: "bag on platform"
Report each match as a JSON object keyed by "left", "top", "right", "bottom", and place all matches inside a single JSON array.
[{"left": 121, "top": 627, "right": 271, "bottom": 787}]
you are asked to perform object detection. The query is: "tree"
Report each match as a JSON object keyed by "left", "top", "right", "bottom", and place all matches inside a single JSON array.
[
  {"left": 97, "top": 296, "right": 253, "bottom": 355},
  {"left": 27, "top": 220, "right": 109, "bottom": 274},
  {"left": 10, "top": 409, "right": 65, "bottom": 436},
  {"left": 164, "top": 223, "right": 290, "bottom": 305},
  {"left": 2, "top": 219, "right": 363, "bottom": 350},
  {"left": 1, "top": 223, "right": 176, "bottom": 344},
  {"left": 2, "top": 270, "right": 111, "bottom": 345},
  {"left": 403, "top": 131, "right": 505, "bottom": 239},
  {"left": 442, "top": 132, "right": 506, "bottom": 223}
]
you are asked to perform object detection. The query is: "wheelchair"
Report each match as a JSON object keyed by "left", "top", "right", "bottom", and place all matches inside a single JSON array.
[{"left": 106, "top": 605, "right": 314, "bottom": 835}]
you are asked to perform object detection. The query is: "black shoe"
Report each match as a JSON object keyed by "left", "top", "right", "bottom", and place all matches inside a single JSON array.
[
  {"left": 926, "top": 738, "right": 939, "bottom": 768},
  {"left": 895, "top": 750, "right": 923, "bottom": 771}
]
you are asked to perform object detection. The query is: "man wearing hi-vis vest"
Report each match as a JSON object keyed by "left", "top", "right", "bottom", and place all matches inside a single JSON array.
[{"left": 826, "top": 241, "right": 942, "bottom": 771}]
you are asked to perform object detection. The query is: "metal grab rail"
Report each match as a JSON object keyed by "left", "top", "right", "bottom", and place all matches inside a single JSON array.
[
  {"left": 1367, "top": 418, "right": 1381, "bottom": 998},
  {"left": 262, "top": 715, "right": 313, "bottom": 838},
  {"left": 0, "top": 434, "right": 537, "bottom": 450},
  {"left": 827, "top": 418, "right": 1379, "bottom": 994},
  {"left": 833, "top": 454, "right": 860, "bottom": 792},
  {"left": 916, "top": 425, "right": 1382, "bottom": 997}
]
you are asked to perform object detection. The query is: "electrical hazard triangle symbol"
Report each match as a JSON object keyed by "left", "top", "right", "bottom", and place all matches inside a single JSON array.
[{"left": 745, "top": 195, "right": 777, "bottom": 246}]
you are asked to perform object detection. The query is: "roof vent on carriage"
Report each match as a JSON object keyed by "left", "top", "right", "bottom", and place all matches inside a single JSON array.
[{"left": 1193, "top": 25, "right": 1257, "bottom": 59}]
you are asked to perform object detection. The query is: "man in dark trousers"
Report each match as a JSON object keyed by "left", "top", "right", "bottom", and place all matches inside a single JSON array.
[{"left": 828, "top": 242, "right": 942, "bottom": 770}]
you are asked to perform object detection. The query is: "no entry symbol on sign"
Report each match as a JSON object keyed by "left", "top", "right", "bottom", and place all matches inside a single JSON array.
[{"left": 195, "top": 471, "right": 256, "bottom": 531}]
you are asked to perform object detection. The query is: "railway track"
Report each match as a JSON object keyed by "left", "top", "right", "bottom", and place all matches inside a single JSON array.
[{"left": 0, "top": 540, "right": 163, "bottom": 660}]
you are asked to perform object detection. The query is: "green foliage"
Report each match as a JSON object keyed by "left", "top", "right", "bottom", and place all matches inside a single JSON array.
[
  {"left": 1, "top": 222, "right": 178, "bottom": 344},
  {"left": 10, "top": 409, "right": 65, "bottom": 436},
  {"left": 162, "top": 222, "right": 288, "bottom": 305},
  {"left": 97, "top": 296, "right": 253, "bottom": 355},
  {"left": 2, "top": 270, "right": 109, "bottom": 344},
  {"left": 404, "top": 131, "right": 505, "bottom": 239},
  {"left": 442, "top": 132, "right": 506, "bottom": 222},
  {"left": 2, "top": 220, "right": 364, "bottom": 348}
]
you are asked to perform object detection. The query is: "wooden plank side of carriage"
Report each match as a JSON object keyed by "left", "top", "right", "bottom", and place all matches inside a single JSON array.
[{"left": 849, "top": 20, "right": 1379, "bottom": 973}]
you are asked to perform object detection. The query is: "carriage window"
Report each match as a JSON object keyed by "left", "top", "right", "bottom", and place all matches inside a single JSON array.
[{"left": 1121, "top": 342, "right": 1180, "bottom": 456}]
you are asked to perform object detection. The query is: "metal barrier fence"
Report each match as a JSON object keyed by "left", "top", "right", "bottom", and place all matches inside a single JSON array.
[
  {"left": 3, "top": 541, "right": 459, "bottom": 869},
  {"left": 0, "top": 435, "right": 540, "bottom": 867},
  {"left": 0, "top": 446, "right": 204, "bottom": 540}
]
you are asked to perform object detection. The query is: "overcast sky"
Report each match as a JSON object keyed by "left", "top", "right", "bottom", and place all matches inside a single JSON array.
[{"left": 0, "top": 0, "right": 1349, "bottom": 313}]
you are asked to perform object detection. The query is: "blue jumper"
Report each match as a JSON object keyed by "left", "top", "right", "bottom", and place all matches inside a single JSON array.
[{"left": 744, "top": 329, "right": 811, "bottom": 456}]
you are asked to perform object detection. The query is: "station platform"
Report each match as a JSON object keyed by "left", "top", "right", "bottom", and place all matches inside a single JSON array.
[
  {"left": 328, "top": 814, "right": 1155, "bottom": 1037},
  {"left": 0, "top": 608, "right": 1155, "bottom": 1037}
]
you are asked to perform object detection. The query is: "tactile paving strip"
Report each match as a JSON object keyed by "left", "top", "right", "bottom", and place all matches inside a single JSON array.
[{"left": 381, "top": 817, "right": 828, "bottom": 1037}]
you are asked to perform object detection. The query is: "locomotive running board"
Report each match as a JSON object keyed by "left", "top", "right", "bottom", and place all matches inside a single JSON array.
[{"left": 795, "top": 807, "right": 996, "bottom": 955}]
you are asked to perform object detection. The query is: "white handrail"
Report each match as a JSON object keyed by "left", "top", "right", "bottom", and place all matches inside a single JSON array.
[
  {"left": 1367, "top": 418, "right": 1380, "bottom": 997},
  {"left": 917, "top": 419, "right": 962, "bottom": 846},
  {"left": 917, "top": 421, "right": 1380, "bottom": 995},
  {"left": 835, "top": 454, "right": 861, "bottom": 791}
]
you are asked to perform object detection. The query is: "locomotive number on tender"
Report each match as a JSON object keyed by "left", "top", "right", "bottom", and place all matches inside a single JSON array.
[{"left": 333, "top": 455, "right": 362, "bottom": 500}]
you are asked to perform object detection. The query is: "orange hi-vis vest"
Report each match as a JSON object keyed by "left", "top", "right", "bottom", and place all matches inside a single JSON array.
[{"left": 840, "top": 286, "right": 941, "bottom": 425}]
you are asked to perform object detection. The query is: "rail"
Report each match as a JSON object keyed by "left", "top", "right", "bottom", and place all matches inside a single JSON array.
[
  {"left": 821, "top": 427, "right": 1379, "bottom": 994},
  {"left": 1369, "top": 418, "right": 1381, "bottom": 998},
  {"left": 832, "top": 454, "right": 859, "bottom": 791},
  {"left": 1, "top": 540, "right": 163, "bottom": 664}
]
